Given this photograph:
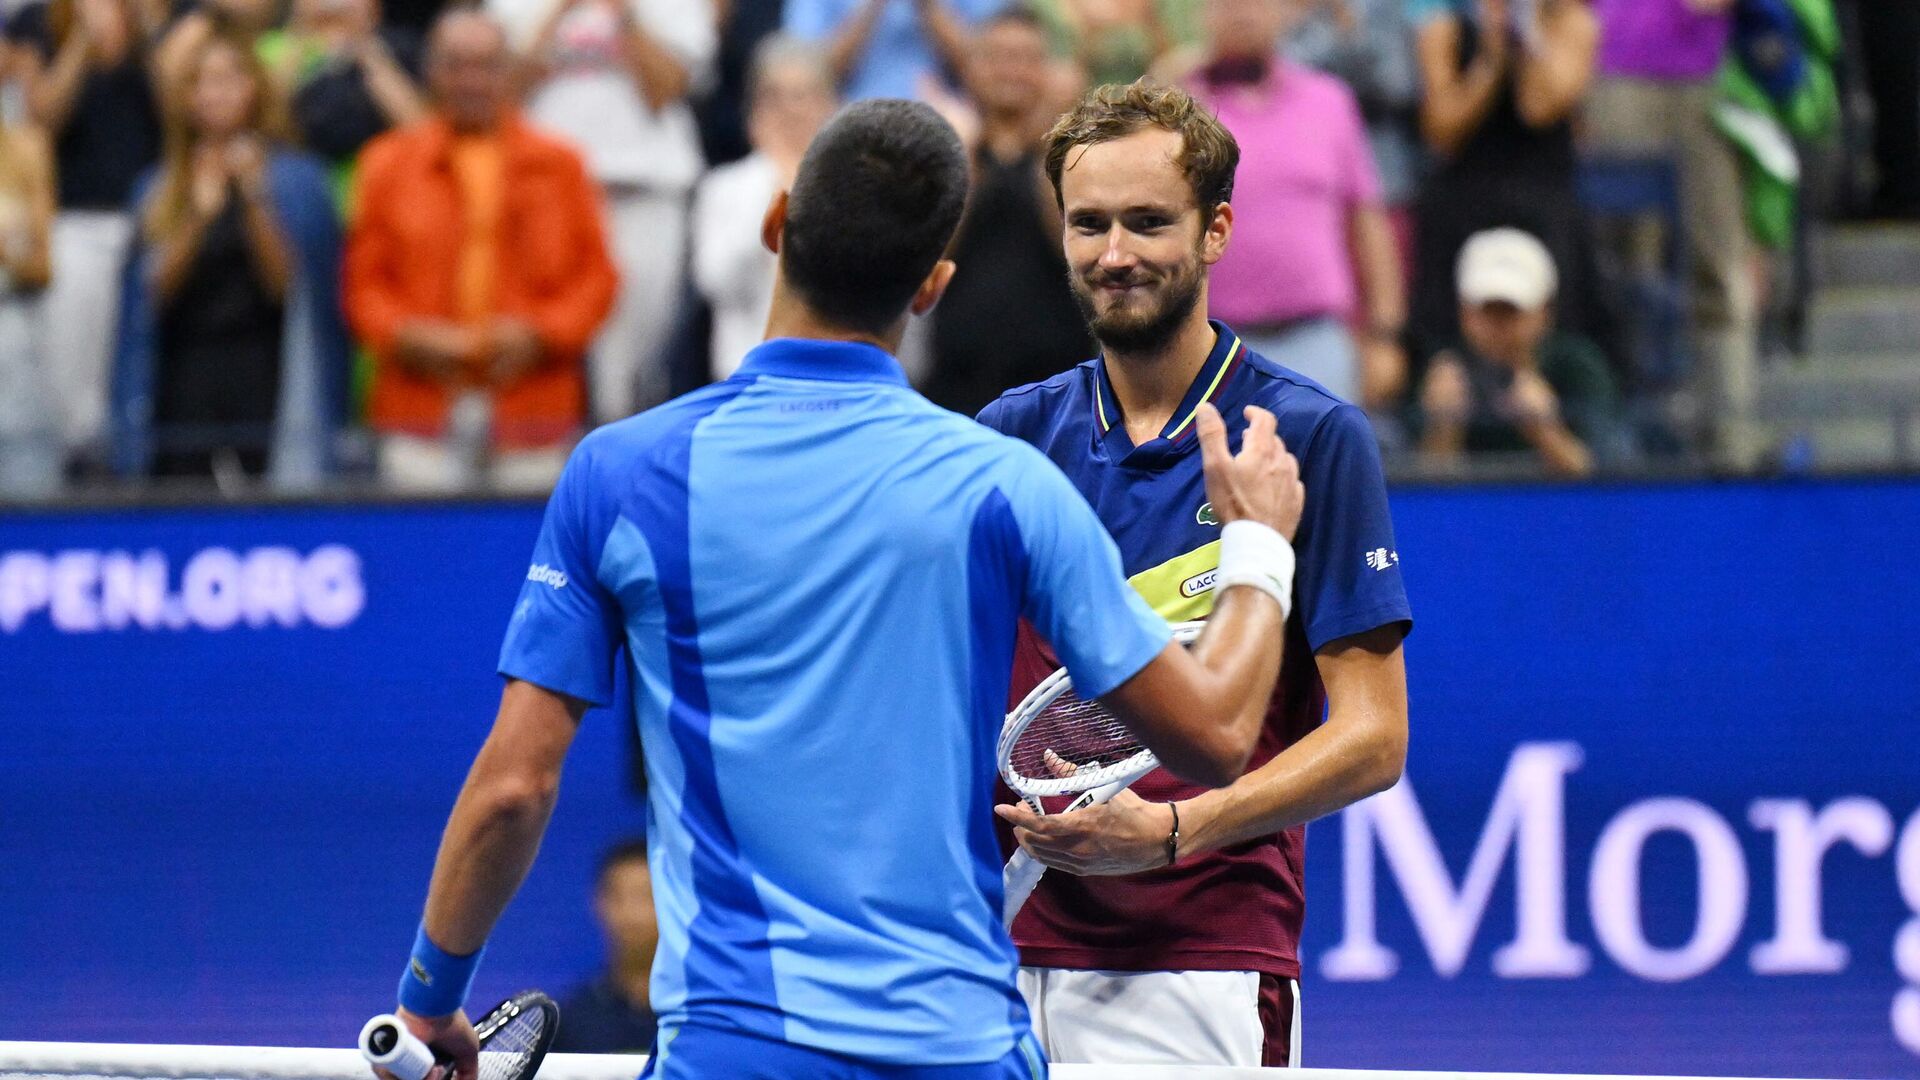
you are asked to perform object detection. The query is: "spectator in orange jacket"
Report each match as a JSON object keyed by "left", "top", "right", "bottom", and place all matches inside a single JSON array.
[{"left": 344, "top": 7, "right": 616, "bottom": 494}]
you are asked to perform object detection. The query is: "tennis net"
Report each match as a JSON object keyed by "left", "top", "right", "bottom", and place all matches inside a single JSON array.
[{"left": 0, "top": 1042, "right": 1826, "bottom": 1080}]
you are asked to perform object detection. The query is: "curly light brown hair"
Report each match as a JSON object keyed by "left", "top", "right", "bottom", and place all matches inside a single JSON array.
[{"left": 1042, "top": 80, "right": 1241, "bottom": 214}]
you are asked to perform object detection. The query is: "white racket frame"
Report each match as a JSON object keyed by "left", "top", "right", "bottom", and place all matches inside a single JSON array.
[
  {"left": 998, "top": 621, "right": 1206, "bottom": 927},
  {"left": 996, "top": 621, "right": 1205, "bottom": 797}
]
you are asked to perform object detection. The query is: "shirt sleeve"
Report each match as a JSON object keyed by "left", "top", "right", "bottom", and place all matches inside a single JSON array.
[
  {"left": 1002, "top": 448, "right": 1173, "bottom": 700},
  {"left": 1292, "top": 404, "right": 1412, "bottom": 651},
  {"left": 974, "top": 395, "right": 1010, "bottom": 433},
  {"left": 497, "top": 438, "right": 624, "bottom": 705}
]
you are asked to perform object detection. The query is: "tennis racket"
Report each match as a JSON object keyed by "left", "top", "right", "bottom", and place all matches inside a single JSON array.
[
  {"left": 997, "top": 621, "right": 1205, "bottom": 927},
  {"left": 360, "top": 990, "right": 559, "bottom": 1080}
]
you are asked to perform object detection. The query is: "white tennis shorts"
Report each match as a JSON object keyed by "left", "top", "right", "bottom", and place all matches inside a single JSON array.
[{"left": 1017, "top": 967, "right": 1301, "bottom": 1068}]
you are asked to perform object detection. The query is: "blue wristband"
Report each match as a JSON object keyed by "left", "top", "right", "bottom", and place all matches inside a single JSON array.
[{"left": 397, "top": 922, "right": 484, "bottom": 1017}]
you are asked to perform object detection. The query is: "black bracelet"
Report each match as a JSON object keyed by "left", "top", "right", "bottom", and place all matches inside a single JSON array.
[{"left": 1165, "top": 801, "right": 1181, "bottom": 866}]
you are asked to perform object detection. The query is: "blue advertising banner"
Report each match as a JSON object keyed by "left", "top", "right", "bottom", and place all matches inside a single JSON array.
[{"left": 2, "top": 480, "right": 1916, "bottom": 1076}]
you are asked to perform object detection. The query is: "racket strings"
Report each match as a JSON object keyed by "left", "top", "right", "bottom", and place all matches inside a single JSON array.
[
  {"left": 1007, "top": 690, "right": 1145, "bottom": 786},
  {"left": 475, "top": 1008, "right": 544, "bottom": 1080}
]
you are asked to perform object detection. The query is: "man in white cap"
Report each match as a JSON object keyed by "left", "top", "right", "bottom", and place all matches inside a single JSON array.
[{"left": 1415, "top": 227, "right": 1616, "bottom": 477}]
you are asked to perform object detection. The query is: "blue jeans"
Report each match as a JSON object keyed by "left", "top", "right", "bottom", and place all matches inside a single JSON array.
[{"left": 638, "top": 1023, "right": 1047, "bottom": 1080}]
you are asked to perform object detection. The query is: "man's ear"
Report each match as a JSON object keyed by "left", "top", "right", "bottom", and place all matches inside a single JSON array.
[
  {"left": 909, "top": 258, "right": 958, "bottom": 317},
  {"left": 1202, "top": 201, "right": 1233, "bottom": 265},
  {"left": 761, "top": 190, "right": 789, "bottom": 255}
]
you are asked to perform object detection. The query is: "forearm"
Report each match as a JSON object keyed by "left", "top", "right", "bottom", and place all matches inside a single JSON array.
[
  {"left": 1520, "top": 419, "right": 1594, "bottom": 476},
  {"left": 1419, "top": 417, "right": 1466, "bottom": 457},
  {"left": 1177, "top": 699, "right": 1405, "bottom": 854},
  {"left": 239, "top": 191, "right": 295, "bottom": 299},
  {"left": 421, "top": 778, "right": 558, "bottom": 954},
  {"left": 149, "top": 217, "right": 213, "bottom": 306},
  {"left": 915, "top": 1, "right": 969, "bottom": 79},
  {"left": 361, "top": 44, "right": 427, "bottom": 127},
  {"left": 420, "top": 706, "right": 570, "bottom": 952},
  {"left": 1109, "top": 584, "right": 1285, "bottom": 787},
  {"left": 621, "top": 23, "right": 692, "bottom": 111},
  {"left": 1514, "top": 47, "right": 1591, "bottom": 128},
  {"left": 28, "top": 41, "right": 91, "bottom": 132},
  {"left": 1350, "top": 205, "right": 1404, "bottom": 332},
  {"left": 1421, "top": 59, "right": 1503, "bottom": 155},
  {"left": 827, "top": 0, "right": 886, "bottom": 83}
]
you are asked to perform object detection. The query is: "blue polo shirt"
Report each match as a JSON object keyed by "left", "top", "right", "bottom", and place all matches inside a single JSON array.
[
  {"left": 497, "top": 338, "right": 1169, "bottom": 1067},
  {"left": 979, "top": 321, "right": 1411, "bottom": 649}
]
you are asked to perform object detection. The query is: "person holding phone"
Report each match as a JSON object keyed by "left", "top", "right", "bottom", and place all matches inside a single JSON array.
[{"left": 1414, "top": 227, "right": 1617, "bottom": 477}]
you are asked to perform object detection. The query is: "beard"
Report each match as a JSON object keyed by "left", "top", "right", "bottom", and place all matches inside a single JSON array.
[{"left": 1069, "top": 255, "right": 1205, "bottom": 356}]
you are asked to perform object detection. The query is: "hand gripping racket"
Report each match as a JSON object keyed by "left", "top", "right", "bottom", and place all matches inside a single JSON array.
[
  {"left": 360, "top": 990, "right": 558, "bottom": 1080},
  {"left": 997, "top": 621, "right": 1205, "bottom": 927}
]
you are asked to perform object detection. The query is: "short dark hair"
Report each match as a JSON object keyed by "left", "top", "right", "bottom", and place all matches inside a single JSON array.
[
  {"left": 781, "top": 99, "right": 969, "bottom": 335},
  {"left": 595, "top": 838, "right": 649, "bottom": 887},
  {"left": 1044, "top": 80, "right": 1240, "bottom": 213}
]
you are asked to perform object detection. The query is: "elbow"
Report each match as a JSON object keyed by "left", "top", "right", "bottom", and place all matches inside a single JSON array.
[
  {"left": 1168, "top": 715, "right": 1260, "bottom": 789},
  {"left": 470, "top": 769, "right": 561, "bottom": 830},
  {"left": 1362, "top": 723, "right": 1408, "bottom": 797},
  {"left": 1418, "top": 117, "right": 1463, "bottom": 158}
]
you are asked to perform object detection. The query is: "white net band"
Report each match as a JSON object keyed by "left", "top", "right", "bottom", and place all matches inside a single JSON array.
[{"left": 0, "top": 1042, "right": 1821, "bottom": 1080}]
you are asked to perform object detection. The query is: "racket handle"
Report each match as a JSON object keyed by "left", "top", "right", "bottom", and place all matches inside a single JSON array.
[
  {"left": 1003, "top": 849, "right": 1047, "bottom": 928},
  {"left": 360, "top": 1014, "right": 437, "bottom": 1080}
]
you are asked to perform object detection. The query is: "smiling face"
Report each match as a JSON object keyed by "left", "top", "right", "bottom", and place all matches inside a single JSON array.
[{"left": 1058, "top": 127, "right": 1229, "bottom": 354}]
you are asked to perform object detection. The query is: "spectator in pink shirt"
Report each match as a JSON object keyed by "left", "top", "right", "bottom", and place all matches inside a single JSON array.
[{"left": 1184, "top": 0, "right": 1406, "bottom": 413}]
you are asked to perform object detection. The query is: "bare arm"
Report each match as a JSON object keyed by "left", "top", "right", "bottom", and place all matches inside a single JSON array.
[
  {"left": 999, "top": 616, "right": 1407, "bottom": 874},
  {"left": 1514, "top": 410, "right": 1594, "bottom": 476},
  {"left": 379, "top": 681, "right": 587, "bottom": 1079},
  {"left": 420, "top": 680, "right": 587, "bottom": 954},
  {"left": 615, "top": 8, "right": 692, "bottom": 112},
  {"left": 1102, "top": 583, "right": 1287, "bottom": 788},
  {"left": 149, "top": 210, "right": 215, "bottom": 306},
  {"left": 1414, "top": 16, "right": 1505, "bottom": 158},
  {"left": 235, "top": 178, "right": 295, "bottom": 300},
  {"left": 1349, "top": 203, "right": 1407, "bottom": 408},
  {"left": 824, "top": 0, "right": 887, "bottom": 86},
  {"left": 356, "top": 35, "right": 427, "bottom": 127},
  {"left": 1513, "top": 1, "right": 1596, "bottom": 130},
  {"left": 2, "top": 129, "right": 55, "bottom": 290},
  {"left": 1416, "top": 352, "right": 1470, "bottom": 459},
  {"left": 912, "top": 0, "right": 969, "bottom": 81},
  {"left": 25, "top": 33, "right": 94, "bottom": 133},
  {"left": 1175, "top": 627, "right": 1407, "bottom": 853}
]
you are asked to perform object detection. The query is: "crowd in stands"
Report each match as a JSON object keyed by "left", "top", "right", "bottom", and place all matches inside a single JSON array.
[{"left": 0, "top": 0, "right": 1909, "bottom": 497}]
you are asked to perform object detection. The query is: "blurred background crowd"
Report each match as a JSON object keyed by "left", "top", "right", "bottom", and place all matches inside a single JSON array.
[{"left": 0, "top": 0, "right": 1915, "bottom": 499}]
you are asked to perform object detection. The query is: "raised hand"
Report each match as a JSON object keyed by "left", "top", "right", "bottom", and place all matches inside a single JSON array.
[{"left": 1194, "top": 401, "right": 1305, "bottom": 542}]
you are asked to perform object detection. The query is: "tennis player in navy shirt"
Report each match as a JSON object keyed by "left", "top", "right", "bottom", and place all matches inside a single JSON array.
[
  {"left": 374, "top": 99, "right": 1318, "bottom": 1080},
  {"left": 984, "top": 82, "right": 1413, "bottom": 1068}
]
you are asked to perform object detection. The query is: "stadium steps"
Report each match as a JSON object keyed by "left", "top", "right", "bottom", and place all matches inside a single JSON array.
[{"left": 1760, "top": 225, "right": 1920, "bottom": 469}]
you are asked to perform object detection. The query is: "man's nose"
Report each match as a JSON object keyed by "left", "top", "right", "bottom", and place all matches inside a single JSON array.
[{"left": 1098, "top": 226, "right": 1138, "bottom": 270}]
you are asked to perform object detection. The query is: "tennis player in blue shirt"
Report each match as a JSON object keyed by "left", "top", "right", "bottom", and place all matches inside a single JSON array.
[{"left": 377, "top": 99, "right": 1309, "bottom": 1080}]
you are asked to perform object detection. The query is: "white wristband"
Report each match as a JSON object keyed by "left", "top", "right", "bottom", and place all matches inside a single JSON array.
[{"left": 1216, "top": 520, "right": 1295, "bottom": 621}]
